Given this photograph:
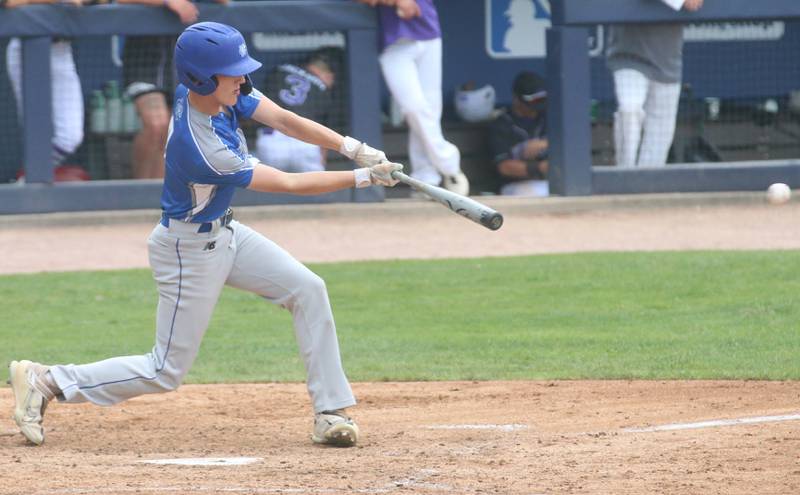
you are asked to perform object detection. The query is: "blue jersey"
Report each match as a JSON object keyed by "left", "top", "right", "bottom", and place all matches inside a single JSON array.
[{"left": 161, "top": 84, "right": 263, "bottom": 223}]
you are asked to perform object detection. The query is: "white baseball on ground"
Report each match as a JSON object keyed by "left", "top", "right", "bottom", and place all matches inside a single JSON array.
[{"left": 766, "top": 183, "right": 792, "bottom": 205}]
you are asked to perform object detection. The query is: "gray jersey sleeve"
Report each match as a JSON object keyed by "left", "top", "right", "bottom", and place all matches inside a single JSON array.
[{"left": 188, "top": 105, "right": 253, "bottom": 176}]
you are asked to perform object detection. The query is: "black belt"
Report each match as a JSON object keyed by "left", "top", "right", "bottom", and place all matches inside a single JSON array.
[{"left": 161, "top": 208, "right": 233, "bottom": 233}]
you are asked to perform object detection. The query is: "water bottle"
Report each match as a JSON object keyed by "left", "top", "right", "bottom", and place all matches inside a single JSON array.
[
  {"left": 122, "top": 94, "right": 138, "bottom": 133},
  {"left": 89, "top": 90, "right": 107, "bottom": 134},
  {"left": 105, "top": 80, "right": 122, "bottom": 133},
  {"left": 704, "top": 97, "right": 721, "bottom": 121}
]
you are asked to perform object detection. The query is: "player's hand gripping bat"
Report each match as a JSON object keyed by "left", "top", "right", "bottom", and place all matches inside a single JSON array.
[{"left": 391, "top": 171, "right": 504, "bottom": 231}]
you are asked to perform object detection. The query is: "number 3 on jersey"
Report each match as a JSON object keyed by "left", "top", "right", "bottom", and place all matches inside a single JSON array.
[{"left": 279, "top": 74, "right": 311, "bottom": 106}]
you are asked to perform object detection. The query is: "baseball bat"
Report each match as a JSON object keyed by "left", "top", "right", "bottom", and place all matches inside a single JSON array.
[{"left": 391, "top": 171, "right": 504, "bottom": 231}]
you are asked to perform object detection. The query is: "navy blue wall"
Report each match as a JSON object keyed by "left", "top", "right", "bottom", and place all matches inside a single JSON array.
[
  {"left": 437, "top": 1, "right": 800, "bottom": 106},
  {"left": 15, "top": 2, "right": 800, "bottom": 116},
  {"left": 682, "top": 24, "right": 800, "bottom": 99},
  {"left": 438, "top": 1, "right": 543, "bottom": 108},
  {"left": 2, "top": 0, "right": 799, "bottom": 184}
]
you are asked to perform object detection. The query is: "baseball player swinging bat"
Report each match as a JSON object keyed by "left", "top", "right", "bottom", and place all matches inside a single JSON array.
[{"left": 391, "top": 170, "right": 504, "bottom": 231}]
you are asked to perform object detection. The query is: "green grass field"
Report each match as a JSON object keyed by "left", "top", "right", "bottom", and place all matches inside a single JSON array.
[{"left": 1, "top": 251, "right": 798, "bottom": 382}]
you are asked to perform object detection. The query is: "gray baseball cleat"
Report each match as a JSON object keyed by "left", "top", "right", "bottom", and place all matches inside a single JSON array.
[
  {"left": 8, "top": 360, "right": 51, "bottom": 445},
  {"left": 441, "top": 172, "right": 470, "bottom": 196},
  {"left": 311, "top": 410, "right": 359, "bottom": 447}
]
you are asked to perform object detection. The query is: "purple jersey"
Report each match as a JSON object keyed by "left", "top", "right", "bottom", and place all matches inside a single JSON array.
[{"left": 378, "top": 0, "right": 441, "bottom": 50}]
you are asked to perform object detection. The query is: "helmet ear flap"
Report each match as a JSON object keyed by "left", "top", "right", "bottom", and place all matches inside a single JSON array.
[
  {"left": 185, "top": 71, "right": 201, "bottom": 86},
  {"left": 176, "top": 59, "right": 219, "bottom": 96},
  {"left": 240, "top": 74, "right": 253, "bottom": 95}
]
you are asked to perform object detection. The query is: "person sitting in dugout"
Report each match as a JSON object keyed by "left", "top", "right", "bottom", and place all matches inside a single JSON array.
[{"left": 488, "top": 70, "right": 550, "bottom": 197}]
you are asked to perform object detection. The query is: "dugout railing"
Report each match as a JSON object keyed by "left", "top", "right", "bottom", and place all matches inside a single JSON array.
[
  {"left": 548, "top": 0, "right": 800, "bottom": 196},
  {"left": 0, "top": 1, "right": 382, "bottom": 214}
]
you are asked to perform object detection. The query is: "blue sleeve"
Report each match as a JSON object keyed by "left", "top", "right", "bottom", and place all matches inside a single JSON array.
[{"left": 235, "top": 87, "right": 264, "bottom": 119}]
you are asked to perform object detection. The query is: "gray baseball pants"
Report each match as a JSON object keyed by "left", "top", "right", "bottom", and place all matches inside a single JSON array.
[{"left": 50, "top": 220, "right": 356, "bottom": 414}]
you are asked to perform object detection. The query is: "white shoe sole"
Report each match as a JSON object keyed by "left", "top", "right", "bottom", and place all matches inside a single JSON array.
[
  {"left": 9, "top": 360, "right": 45, "bottom": 445},
  {"left": 312, "top": 422, "right": 359, "bottom": 447}
]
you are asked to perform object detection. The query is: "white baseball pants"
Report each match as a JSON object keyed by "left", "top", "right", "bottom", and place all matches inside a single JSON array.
[
  {"left": 255, "top": 129, "right": 325, "bottom": 173},
  {"left": 613, "top": 68, "right": 681, "bottom": 167},
  {"left": 6, "top": 38, "right": 84, "bottom": 166},
  {"left": 50, "top": 221, "right": 356, "bottom": 414},
  {"left": 380, "top": 38, "right": 461, "bottom": 186},
  {"left": 500, "top": 179, "right": 549, "bottom": 197}
]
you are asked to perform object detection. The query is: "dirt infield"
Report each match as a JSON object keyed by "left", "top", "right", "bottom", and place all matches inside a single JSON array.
[
  {"left": 2, "top": 194, "right": 799, "bottom": 494},
  {"left": 1, "top": 382, "right": 798, "bottom": 494}
]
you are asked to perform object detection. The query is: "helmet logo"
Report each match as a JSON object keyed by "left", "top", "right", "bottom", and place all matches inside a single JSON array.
[{"left": 239, "top": 43, "right": 247, "bottom": 58}]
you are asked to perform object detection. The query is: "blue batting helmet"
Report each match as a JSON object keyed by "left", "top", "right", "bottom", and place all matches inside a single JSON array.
[{"left": 175, "top": 22, "right": 262, "bottom": 96}]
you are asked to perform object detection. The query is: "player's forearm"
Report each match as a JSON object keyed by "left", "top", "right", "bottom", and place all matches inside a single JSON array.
[
  {"left": 247, "top": 164, "right": 356, "bottom": 195},
  {"left": 268, "top": 110, "right": 344, "bottom": 154},
  {"left": 282, "top": 171, "right": 360, "bottom": 195},
  {"left": 682, "top": 0, "right": 703, "bottom": 11},
  {"left": 253, "top": 99, "right": 386, "bottom": 168},
  {"left": 522, "top": 139, "right": 548, "bottom": 160},
  {"left": 251, "top": 98, "right": 344, "bottom": 153},
  {"left": 497, "top": 159, "right": 529, "bottom": 179},
  {"left": 498, "top": 159, "right": 547, "bottom": 179},
  {"left": 5, "top": 0, "right": 58, "bottom": 7}
]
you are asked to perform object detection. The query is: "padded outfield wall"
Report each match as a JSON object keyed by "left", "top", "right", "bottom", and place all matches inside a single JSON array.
[
  {"left": 546, "top": 0, "right": 800, "bottom": 195},
  {"left": 2, "top": 0, "right": 800, "bottom": 212},
  {"left": 0, "top": 1, "right": 383, "bottom": 214}
]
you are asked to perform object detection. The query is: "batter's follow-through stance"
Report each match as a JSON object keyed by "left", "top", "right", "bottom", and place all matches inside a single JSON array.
[{"left": 8, "top": 22, "right": 403, "bottom": 448}]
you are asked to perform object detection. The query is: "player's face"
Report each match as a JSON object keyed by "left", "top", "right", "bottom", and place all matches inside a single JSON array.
[
  {"left": 214, "top": 74, "right": 246, "bottom": 106},
  {"left": 513, "top": 96, "right": 544, "bottom": 119}
]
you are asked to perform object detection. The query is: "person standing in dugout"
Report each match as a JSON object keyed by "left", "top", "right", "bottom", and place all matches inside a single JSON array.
[
  {"left": 8, "top": 22, "right": 402, "bottom": 448},
  {"left": 607, "top": 0, "right": 704, "bottom": 167},
  {"left": 357, "top": 0, "right": 470, "bottom": 196}
]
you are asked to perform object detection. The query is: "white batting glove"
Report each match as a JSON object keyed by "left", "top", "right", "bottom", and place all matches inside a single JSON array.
[
  {"left": 369, "top": 161, "right": 403, "bottom": 187},
  {"left": 353, "top": 162, "right": 403, "bottom": 188},
  {"left": 340, "top": 136, "right": 387, "bottom": 167}
]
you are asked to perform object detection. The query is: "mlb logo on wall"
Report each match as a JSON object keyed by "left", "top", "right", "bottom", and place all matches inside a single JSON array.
[{"left": 486, "top": 0, "right": 551, "bottom": 58}]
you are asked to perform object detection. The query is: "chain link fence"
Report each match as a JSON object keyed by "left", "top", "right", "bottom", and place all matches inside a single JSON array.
[
  {"left": 590, "top": 20, "right": 800, "bottom": 168},
  {"left": 0, "top": 31, "right": 350, "bottom": 183}
]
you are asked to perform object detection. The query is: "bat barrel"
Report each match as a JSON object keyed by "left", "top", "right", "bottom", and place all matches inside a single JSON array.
[
  {"left": 456, "top": 194, "right": 504, "bottom": 231},
  {"left": 391, "top": 170, "right": 504, "bottom": 231}
]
